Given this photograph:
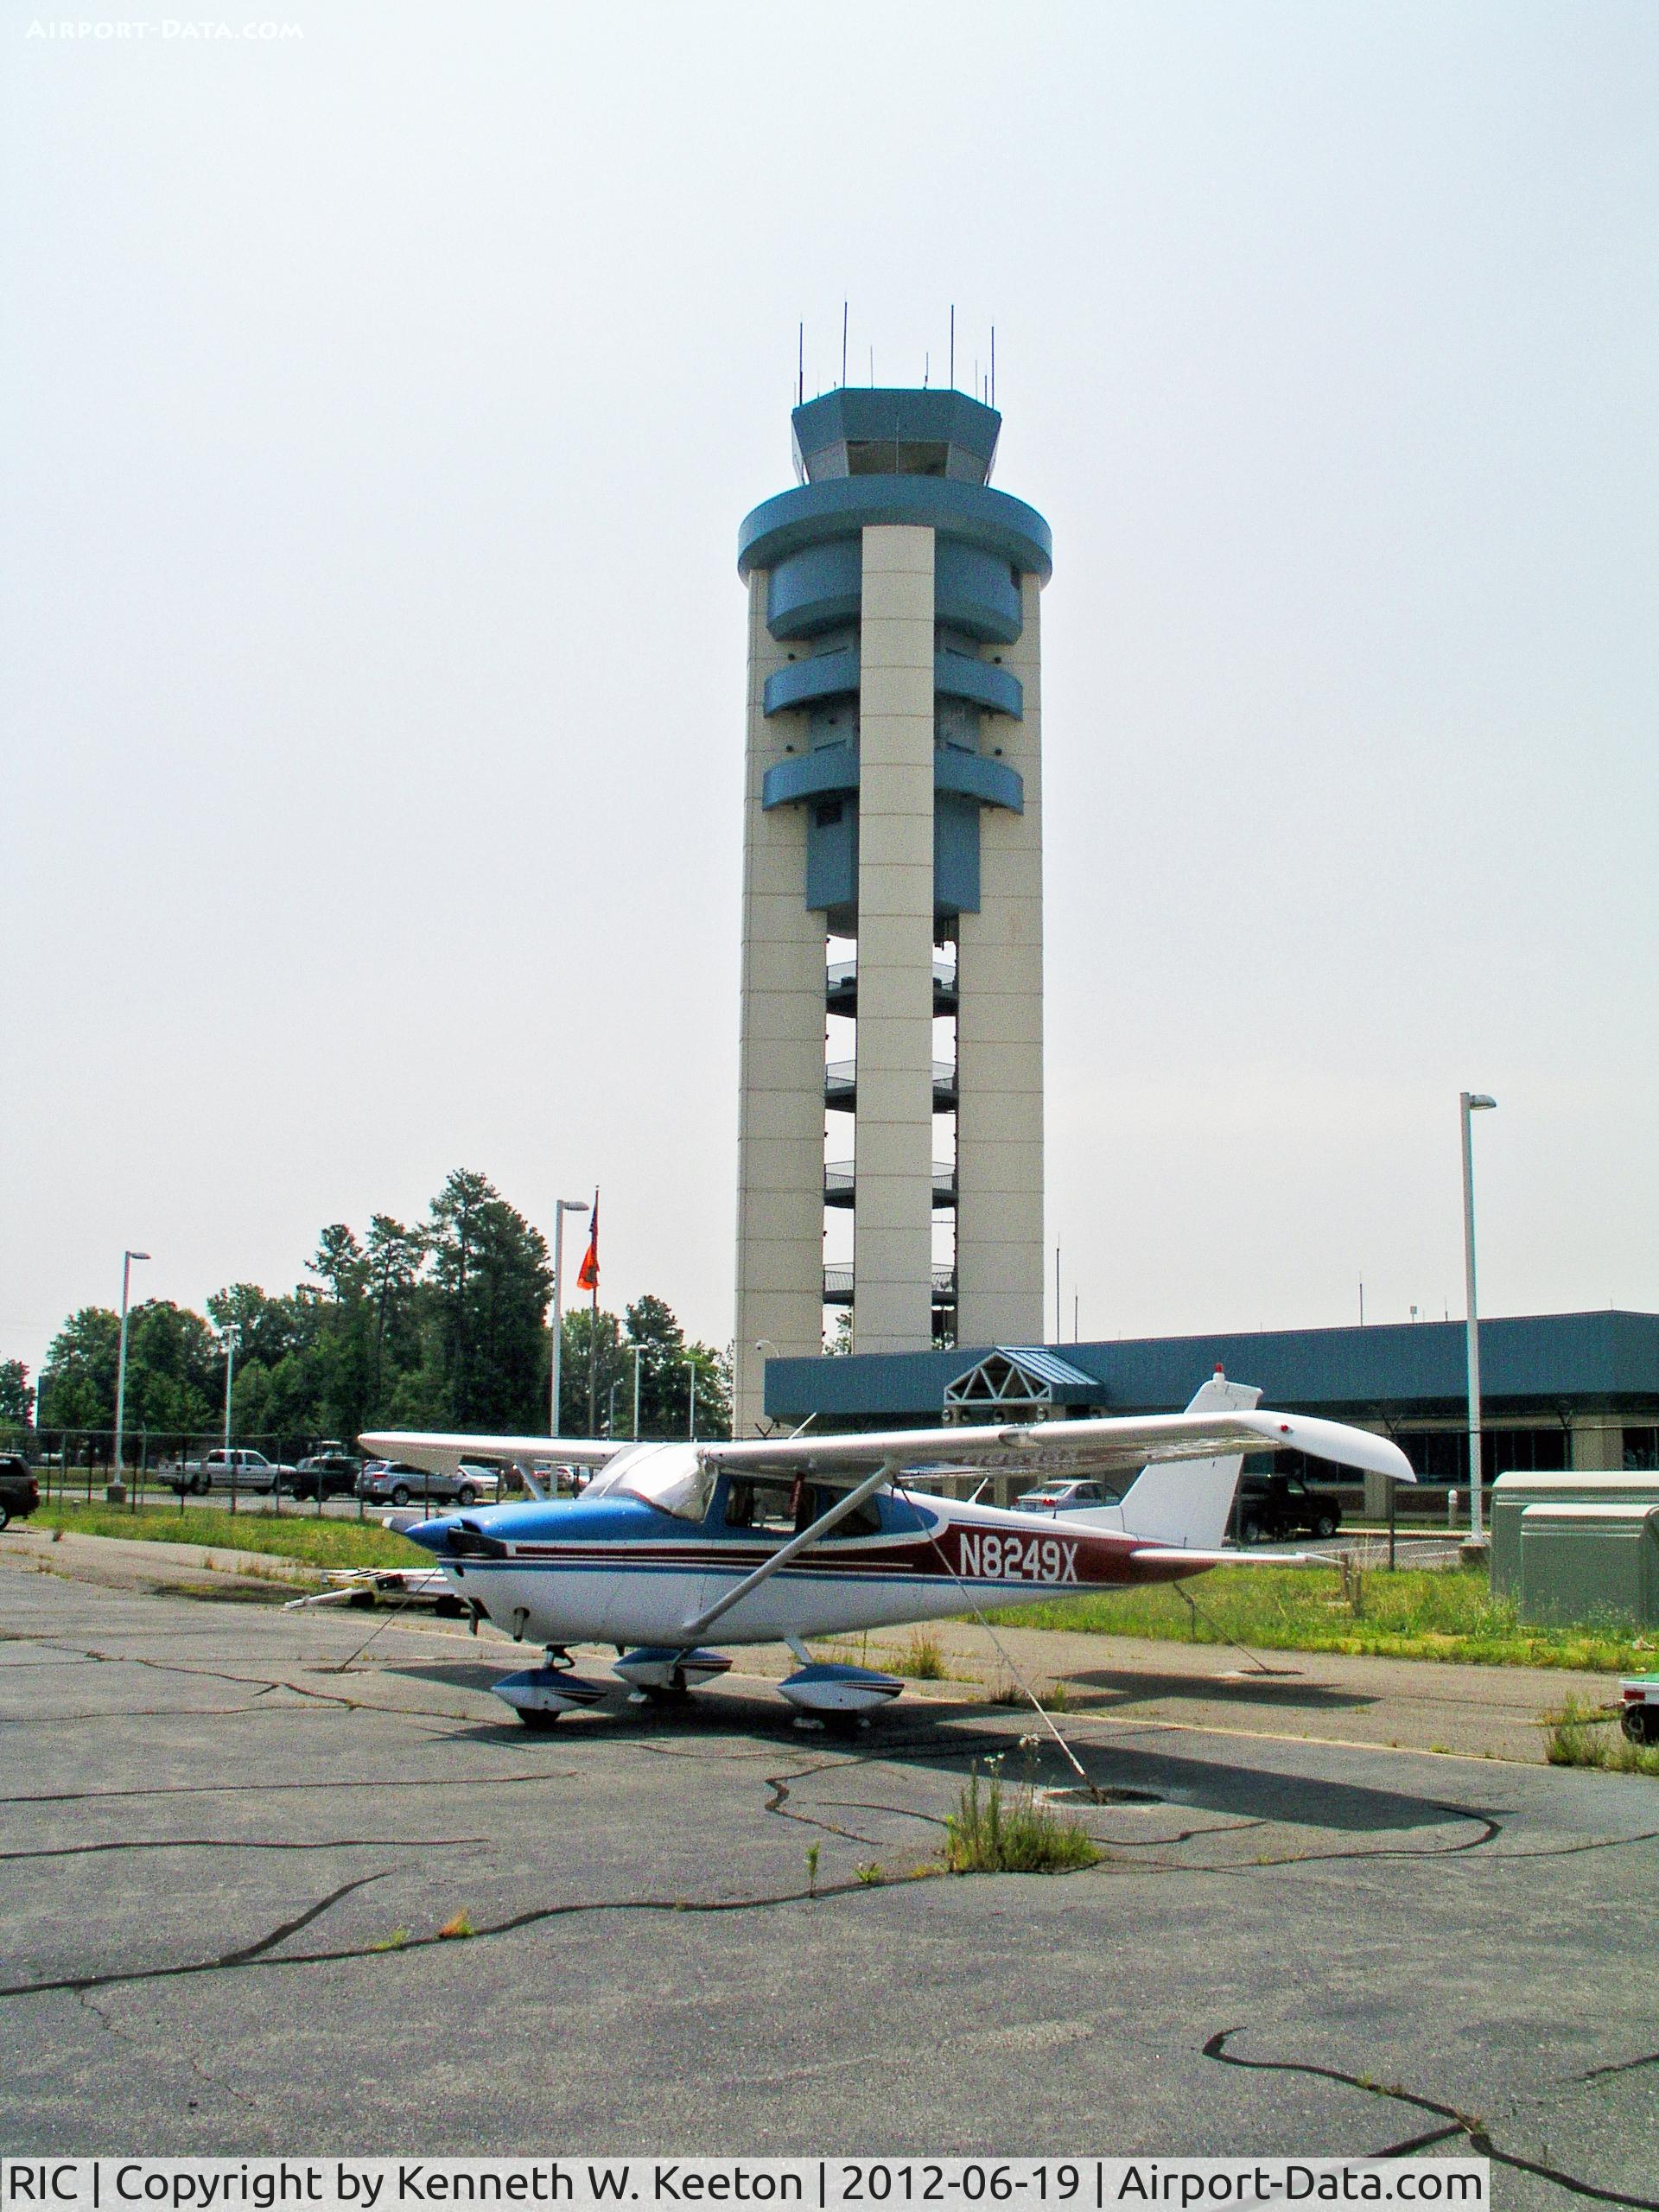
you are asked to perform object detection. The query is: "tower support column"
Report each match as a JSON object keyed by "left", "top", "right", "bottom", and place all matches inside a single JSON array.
[
  {"left": 956, "top": 569, "right": 1045, "bottom": 1347},
  {"left": 852, "top": 524, "right": 937, "bottom": 1355},
  {"left": 734, "top": 570, "right": 829, "bottom": 1434}
]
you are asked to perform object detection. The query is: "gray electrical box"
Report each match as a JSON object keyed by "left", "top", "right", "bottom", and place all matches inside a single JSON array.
[
  {"left": 1491, "top": 1471, "right": 1659, "bottom": 1599},
  {"left": 1517, "top": 1503, "right": 1659, "bottom": 1630}
]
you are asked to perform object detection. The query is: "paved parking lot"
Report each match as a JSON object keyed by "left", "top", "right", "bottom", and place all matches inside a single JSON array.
[{"left": 2, "top": 1550, "right": 1656, "bottom": 2197}]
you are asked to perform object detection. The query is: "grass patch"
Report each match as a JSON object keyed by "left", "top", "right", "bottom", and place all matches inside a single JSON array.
[
  {"left": 1543, "top": 1696, "right": 1659, "bottom": 1777},
  {"left": 986, "top": 1567, "right": 1658, "bottom": 1674},
  {"left": 28, "top": 1499, "right": 417, "bottom": 1572},
  {"left": 892, "top": 1630, "right": 947, "bottom": 1679},
  {"left": 943, "top": 1759, "right": 1101, "bottom": 1874}
]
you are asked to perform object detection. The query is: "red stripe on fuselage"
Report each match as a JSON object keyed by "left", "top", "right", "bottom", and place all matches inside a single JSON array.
[{"left": 495, "top": 1524, "right": 1204, "bottom": 1589}]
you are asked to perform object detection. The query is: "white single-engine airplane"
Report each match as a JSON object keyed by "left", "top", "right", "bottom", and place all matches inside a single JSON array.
[{"left": 358, "top": 1370, "right": 1412, "bottom": 1728}]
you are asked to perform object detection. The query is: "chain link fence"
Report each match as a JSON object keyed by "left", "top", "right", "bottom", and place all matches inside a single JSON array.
[{"left": 0, "top": 1427, "right": 381, "bottom": 1520}]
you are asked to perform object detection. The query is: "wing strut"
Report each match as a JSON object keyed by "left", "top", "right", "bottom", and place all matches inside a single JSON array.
[{"left": 678, "top": 1459, "right": 898, "bottom": 1642}]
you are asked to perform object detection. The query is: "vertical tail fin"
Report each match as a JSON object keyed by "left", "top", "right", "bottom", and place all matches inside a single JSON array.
[{"left": 1113, "top": 1369, "right": 1262, "bottom": 1548}]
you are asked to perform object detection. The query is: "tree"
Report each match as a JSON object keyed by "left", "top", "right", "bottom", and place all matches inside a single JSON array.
[
  {"left": 425, "top": 1170, "right": 553, "bottom": 1429},
  {"left": 123, "top": 1301, "right": 219, "bottom": 1434},
  {"left": 206, "top": 1284, "right": 300, "bottom": 1374},
  {"left": 0, "top": 1358, "right": 33, "bottom": 1429},
  {"left": 38, "top": 1308, "right": 121, "bottom": 1429},
  {"left": 364, "top": 1214, "right": 427, "bottom": 1411},
  {"left": 305, "top": 1226, "right": 377, "bottom": 1441}
]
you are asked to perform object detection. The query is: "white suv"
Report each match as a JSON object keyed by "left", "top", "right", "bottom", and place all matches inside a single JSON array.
[{"left": 356, "top": 1459, "right": 502, "bottom": 1509}]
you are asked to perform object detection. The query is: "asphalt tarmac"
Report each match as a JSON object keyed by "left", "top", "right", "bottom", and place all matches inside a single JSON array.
[{"left": 3, "top": 1551, "right": 1656, "bottom": 2200}]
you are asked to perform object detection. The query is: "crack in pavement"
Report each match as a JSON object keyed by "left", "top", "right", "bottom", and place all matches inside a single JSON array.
[
  {"left": 0, "top": 1869, "right": 904, "bottom": 2005},
  {"left": 6, "top": 1771, "right": 575, "bottom": 1805},
  {"left": 1203, "top": 2028, "right": 1659, "bottom": 2209},
  {"left": 219, "top": 1871, "right": 392, "bottom": 1965},
  {"left": 1111, "top": 1808, "right": 1504, "bottom": 1877},
  {"left": 1489, "top": 1829, "right": 1659, "bottom": 1864},
  {"left": 77, "top": 1985, "right": 263, "bottom": 2116},
  {"left": 1, "top": 1705, "right": 334, "bottom": 1727},
  {"left": 1574, "top": 2050, "right": 1659, "bottom": 2084},
  {"left": 0, "top": 1836, "right": 488, "bottom": 1862},
  {"left": 23, "top": 1637, "right": 509, "bottom": 1726}
]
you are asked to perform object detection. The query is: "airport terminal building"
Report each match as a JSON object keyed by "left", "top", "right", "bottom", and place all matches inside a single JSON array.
[{"left": 759, "top": 1308, "right": 1659, "bottom": 1492}]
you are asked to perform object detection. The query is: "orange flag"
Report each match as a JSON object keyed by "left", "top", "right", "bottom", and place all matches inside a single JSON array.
[{"left": 576, "top": 1195, "right": 599, "bottom": 1293}]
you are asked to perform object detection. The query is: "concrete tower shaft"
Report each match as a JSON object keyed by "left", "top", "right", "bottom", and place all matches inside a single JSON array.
[{"left": 734, "top": 388, "right": 1052, "bottom": 1435}]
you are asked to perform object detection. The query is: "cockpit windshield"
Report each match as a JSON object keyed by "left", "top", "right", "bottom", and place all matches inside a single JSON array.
[{"left": 583, "top": 1443, "right": 714, "bottom": 1522}]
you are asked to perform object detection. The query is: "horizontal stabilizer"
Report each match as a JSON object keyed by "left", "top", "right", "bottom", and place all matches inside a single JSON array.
[{"left": 1128, "top": 1546, "right": 1316, "bottom": 1569}]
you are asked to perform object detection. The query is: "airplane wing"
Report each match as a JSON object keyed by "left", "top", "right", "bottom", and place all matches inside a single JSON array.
[
  {"left": 700, "top": 1408, "right": 1414, "bottom": 1486},
  {"left": 358, "top": 1429, "right": 624, "bottom": 1474}
]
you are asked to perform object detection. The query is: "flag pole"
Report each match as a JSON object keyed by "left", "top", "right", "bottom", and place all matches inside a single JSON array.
[{"left": 587, "top": 1188, "right": 601, "bottom": 1435}]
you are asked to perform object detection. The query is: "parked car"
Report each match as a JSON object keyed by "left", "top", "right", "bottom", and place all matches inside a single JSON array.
[
  {"left": 356, "top": 1459, "right": 501, "bottom": 1509},
  {"left": 1013, "top": 1478, "right": 1121, "bottom": 1515},
  {"left": 0, "top": 1454, "right": 41, "bottom": 1529},
  {"left": 166, "top": 1448, "right": 296, "bottom": 1497},
  {"left": 282, "top": 1453, "right": 362, "bottom": 1502},
  {"left": 1234, "top": 1471, "right": 1343, "bottom": 1544}
]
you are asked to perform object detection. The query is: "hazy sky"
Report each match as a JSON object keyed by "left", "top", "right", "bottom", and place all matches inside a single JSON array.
[{"left": 3, "top": 1, "right": 1656, "bottom": 1390}]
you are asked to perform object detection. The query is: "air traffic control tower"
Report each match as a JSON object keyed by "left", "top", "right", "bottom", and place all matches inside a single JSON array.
[{"left": 733, "top": 387, "right": 1053, "bottom": 1435}]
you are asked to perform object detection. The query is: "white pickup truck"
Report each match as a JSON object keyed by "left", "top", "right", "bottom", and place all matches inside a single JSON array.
[{"left": 166, "top": 1447, "right": 297, "bottom": 1497}]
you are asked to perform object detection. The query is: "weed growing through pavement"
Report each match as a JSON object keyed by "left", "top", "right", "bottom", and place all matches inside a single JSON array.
[
  {"left": 369, "top": 1929, "right": 410, "bottom": 1952},
  {"left": 943, "top": 1756, "right": 1101, "bottom": 1874},
  {"left": 437, "top": 1911, "right": 474, "bottom": 1940},
  {"left": 1543, "top": 1695, "right": 1659, "bottom": 1776},
  {"left": 804, "top": 1842, "right": 821, "bottom": 1894},
  {"left": 893, "top": 1630, "right": 946, "bottom": 1679},
  {"left": 855, "top": 1862, "right": 884, "bottom": 1885}
]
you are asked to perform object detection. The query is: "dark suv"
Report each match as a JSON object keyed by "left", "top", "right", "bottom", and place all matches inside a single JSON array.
[
  {"left": 1235, "top": 1471, "right": 1342, "bottom": 1544},
  {"left": 283, "top": 1453, "right": 362, "bottom": 1502},
  {"left": 0, "top": 1455, "right": 41, "bottom": 1530}
]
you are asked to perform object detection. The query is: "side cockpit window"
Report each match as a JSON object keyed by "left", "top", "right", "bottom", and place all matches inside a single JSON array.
[{"left": 721, "top": 1477, "right": 886, "bottom": 1540}]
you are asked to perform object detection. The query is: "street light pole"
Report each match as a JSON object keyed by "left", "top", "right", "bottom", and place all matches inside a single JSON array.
[
  {"left": 683, "top": 1356, "right": 697, "bottom": 1441},
  {"left": 111, "top": 1249, "right": 149, "bottom": 1494},
  {"left": 1460, "top": 1092, "right": 1497, "bottom": 1545},
  {"left": 222, "top": 1325, "right": 238, "bottom": 1451},
  {"left": 632, "top": 1344, "right": 644, "bottom": 1440},
  {"left": 549, "top": 1198, "right": 588, "bottom": 1438}
]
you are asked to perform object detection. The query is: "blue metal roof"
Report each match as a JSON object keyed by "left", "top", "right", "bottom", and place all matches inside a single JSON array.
[
  {"left": 992, "top": 1346, "right": 1100, "bottom": 1394},
  {"left": 762, "top": 1312, "right": 1659, "bottom": 1426}
]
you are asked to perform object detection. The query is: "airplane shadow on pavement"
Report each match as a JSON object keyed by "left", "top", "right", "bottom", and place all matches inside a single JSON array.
[
  {"left": 399, "top": 1664, "right": 1503, "bottom": 1845},
  {"left": 1065, "top": 1666, "right": 1377, "bottom": 1713}
]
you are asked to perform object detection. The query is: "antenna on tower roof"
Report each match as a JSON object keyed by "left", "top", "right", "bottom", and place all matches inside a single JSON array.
[
  {"left": 950, "top": 304, "right": 955, "bottom": 391},
  {"left": 990, "top": 325, "right": 995, "bottom": 408},
  {"left": 841, "top": 300, "right": 848, "bottom": 388}
]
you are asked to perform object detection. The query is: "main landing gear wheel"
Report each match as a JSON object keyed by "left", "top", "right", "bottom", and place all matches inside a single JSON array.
[
  {"left": 612, "top": 1648, "right": 733, "bottom": 1699},
  {"left": 492, "top": 1652, "right": 609, "bottom": 1727}
]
